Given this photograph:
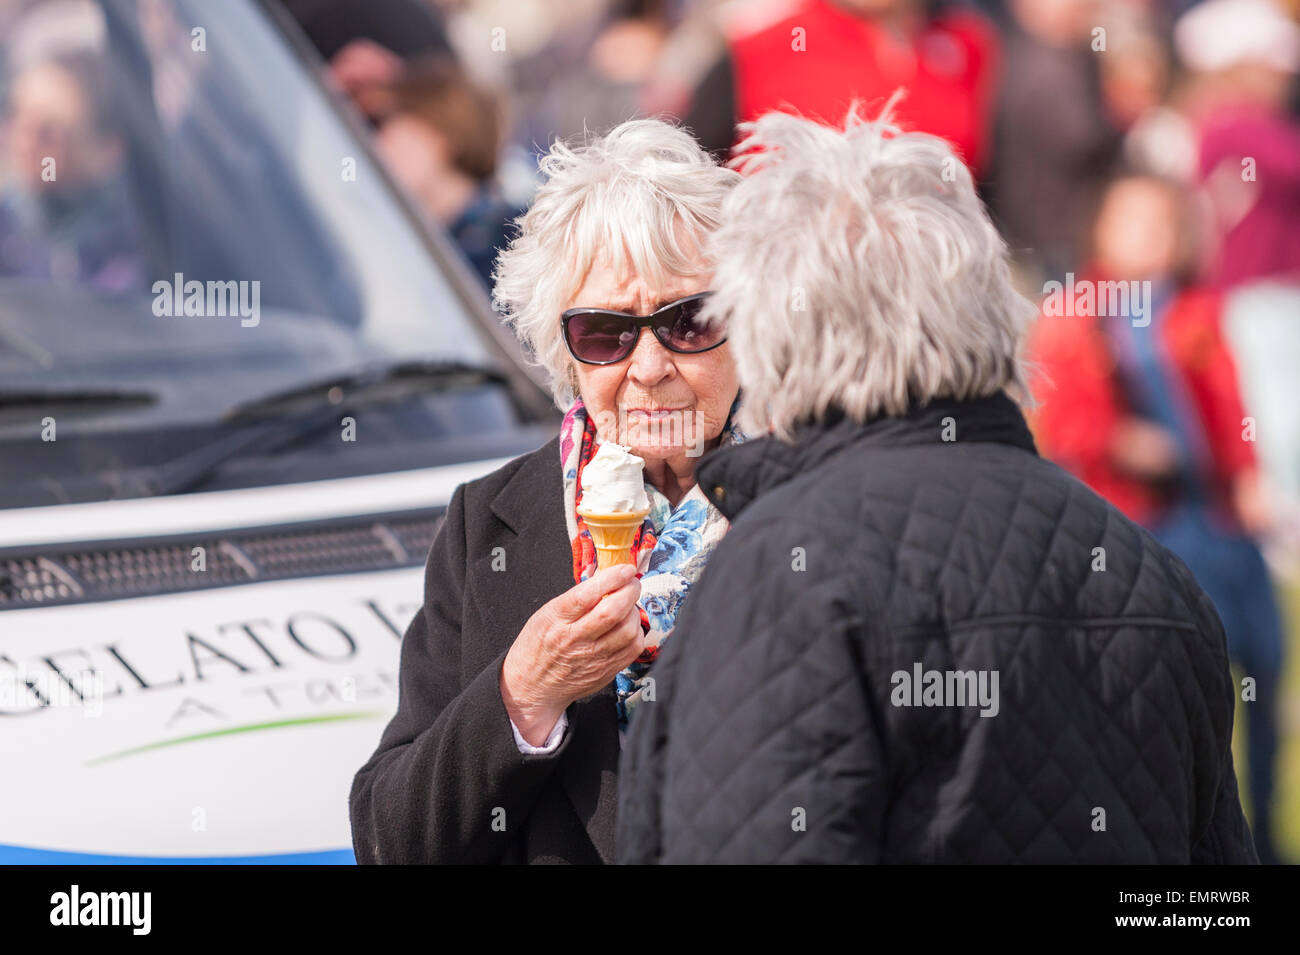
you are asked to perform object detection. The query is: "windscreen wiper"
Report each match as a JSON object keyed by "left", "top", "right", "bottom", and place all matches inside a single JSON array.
[
  {"left": 126, "top": 359, "right": 510, "bottom": 497},
  {"left": 0, "top": 388, "right": 157, "bottom": 413},
  {"left": 222, "top": 359, "right": 507, "bottom": 422}
]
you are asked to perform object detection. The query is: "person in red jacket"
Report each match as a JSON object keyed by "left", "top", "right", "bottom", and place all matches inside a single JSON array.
[
  {"left": 1029, "top": 172, "right": 1286, "bottom": 863},
  {"left": 682, "top": 0, "right": 998, "bottom": 175}
]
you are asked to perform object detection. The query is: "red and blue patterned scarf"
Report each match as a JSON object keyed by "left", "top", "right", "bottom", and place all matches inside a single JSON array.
[{"left": 560, "top": 396, "right": 744, "bottom": 737}]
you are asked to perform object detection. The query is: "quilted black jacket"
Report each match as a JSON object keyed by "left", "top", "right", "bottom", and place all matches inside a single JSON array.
[{"left": 616, "top": 391, "right": 1257, "bottom": 864}]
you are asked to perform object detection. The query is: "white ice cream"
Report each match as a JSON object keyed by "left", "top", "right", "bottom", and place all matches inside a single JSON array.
[{"left": 579, "top": 442, "right": 650, "bottom": 513}]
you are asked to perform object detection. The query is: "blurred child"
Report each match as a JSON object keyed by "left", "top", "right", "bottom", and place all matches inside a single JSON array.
[
  {"left": 1028, "top": 173, "right": 1286, "bottom": 863},
  {"left": 374, "top": 58, "right": 522, "bottom": 290}
]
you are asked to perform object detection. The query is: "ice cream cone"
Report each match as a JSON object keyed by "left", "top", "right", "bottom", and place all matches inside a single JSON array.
[{"left": 578, "top": 506, "right": 650, "bottom": 570}]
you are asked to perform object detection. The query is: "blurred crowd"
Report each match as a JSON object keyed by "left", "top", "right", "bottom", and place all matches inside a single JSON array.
[
  {"left": 284, "top": 0, "right": 1300, "bottom": 865},
  {"left": 1, "top": 0, "right": 1296, "bottom": 863}
]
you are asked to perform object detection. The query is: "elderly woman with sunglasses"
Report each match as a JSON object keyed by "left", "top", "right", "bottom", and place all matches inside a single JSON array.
[{"left": 350, "top": 119, "right": 742, "bottom": 864}]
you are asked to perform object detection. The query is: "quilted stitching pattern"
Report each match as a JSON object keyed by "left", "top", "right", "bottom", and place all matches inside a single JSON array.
[{"left": 617, "top": 398, "right": 1256, "bottom": 864}]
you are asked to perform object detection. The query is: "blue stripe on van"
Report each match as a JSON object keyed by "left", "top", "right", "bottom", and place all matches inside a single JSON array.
[{"left": 0, "top": 843, "right": 355, "bottom": 864}]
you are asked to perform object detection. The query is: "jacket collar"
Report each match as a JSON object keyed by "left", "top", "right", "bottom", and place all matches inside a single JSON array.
[
  {"left": 489, "top": 436, "right": 564, "bottom": 538},
  {"left": 697, "top": 391, "right": 1038, "bottom": 521}
]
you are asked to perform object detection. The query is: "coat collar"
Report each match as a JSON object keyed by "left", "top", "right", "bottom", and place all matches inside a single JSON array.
[
  {"left": 487, "top": 436, "right": 621, "bottom": 864},
  {"left": 489, "top": 435, "right": 565, "bottom": 538},
  {"left": 697, "top": 391, "right": 1039, "bottom": 521}
]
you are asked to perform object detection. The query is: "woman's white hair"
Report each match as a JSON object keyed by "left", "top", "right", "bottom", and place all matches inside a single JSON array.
[
  {"left": 703, "top": 100, "right": 1036, "bottom": 441},
  {"left": 493, "top": 119, "right": 741, "bottom": 410}
]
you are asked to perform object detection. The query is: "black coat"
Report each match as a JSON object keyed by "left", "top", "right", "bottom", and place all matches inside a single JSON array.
[
  {"left": 349, "top": 437, "right": 620, "bottom": 863},
  {"left": 617, "top": 392, "right": 1258, "bottom": 864}
]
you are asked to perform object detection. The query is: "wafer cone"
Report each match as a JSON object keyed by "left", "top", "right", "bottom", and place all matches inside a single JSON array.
[{"left": 578, "top": 506, "right": 650, "bottom": 570}]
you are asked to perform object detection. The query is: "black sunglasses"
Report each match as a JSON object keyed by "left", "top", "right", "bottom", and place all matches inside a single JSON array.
[{"left": 561, "top": 292, "right": 725, "bottom": 365}]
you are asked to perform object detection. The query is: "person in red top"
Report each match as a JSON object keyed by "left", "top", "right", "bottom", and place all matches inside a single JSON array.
[
  {"left": 1029, "top": 199, "right": 1258, "bottom": 526},
  {"left": 682, "top": 0, "right": 998, "bottom": 175},
  {"left": 1028, "top": 173, "right": 1286, "bottom": 863}
]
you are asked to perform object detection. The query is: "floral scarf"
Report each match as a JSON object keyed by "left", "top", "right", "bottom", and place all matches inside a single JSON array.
[{"left": 561, "top": 397, "right": 744, "bottom": 737}]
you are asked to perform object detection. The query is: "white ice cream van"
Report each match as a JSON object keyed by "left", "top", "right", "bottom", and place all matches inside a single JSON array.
[{"left": 0, "top": 0, "right": 554, "bottom": 862}]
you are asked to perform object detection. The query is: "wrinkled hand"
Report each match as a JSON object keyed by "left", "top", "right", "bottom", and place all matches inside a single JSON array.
[{"left": 501, "top": 565, "right": 643, "bottom": 746}]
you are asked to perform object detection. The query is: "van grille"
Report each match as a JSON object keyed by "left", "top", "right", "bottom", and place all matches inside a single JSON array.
[{"left": 0, "top": 511, "right": 442, "bottom": 611}]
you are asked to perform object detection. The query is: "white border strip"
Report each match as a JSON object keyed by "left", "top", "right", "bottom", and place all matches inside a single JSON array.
[{"left": 0, "top": 457, "right": 516, "bottom": 549}]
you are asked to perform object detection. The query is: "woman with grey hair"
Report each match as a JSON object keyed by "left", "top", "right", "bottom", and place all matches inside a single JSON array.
[
  {"left": 617, "top": 106, "right": 1256, "bottom": 864},
  {"left": 350, "top": 118, "right": 744, "bottom": 864}
]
